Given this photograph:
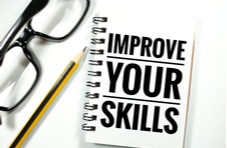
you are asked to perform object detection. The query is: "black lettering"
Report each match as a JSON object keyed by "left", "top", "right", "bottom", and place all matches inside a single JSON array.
[
  {"left": 152, "top": 106, "right": 163, "bottom": 133},
  {"left": 114, "top": 34, "right": 129, "bottom": 54},
  {"left": 164, "top": 68, "right": 182, "bottom": 99},
  {"left": 164, "top": 107, "right": 179, "bottom": 134},
  {"left": 141, "top": 37, "right": 152, "bottom": 57},
  {"left": 144, "top": 66, "right": 163, "bottom": 97},
  {"left": 101, "top": 101, "right": 116, "bottom": 127},
  {"left": 129, "top": 35, "right": 140, "bottom": 55},
  {"left": 116, "top": 103, "right": 132, "bottom": 129},
  {"left": 123, "top": 64, "right": 141, "bottom": 95},
  {"left": 166, "top": 39, "right": 177, "bottom": 59},
  {"left": 177, "top": 41, "right": 186, "bottom": 60},
  {"left": 140, "top": 105, "right": 151, "bottom": 131},
  {"left": 107, "top": 33, "right": 113, "bottom": 53},
  {"left": 132, "top": 104, "right": 140, "bottom": 130},
  {"left": 153, "top": 38, "right": 165, "bottom": 58},
  {"left": 107, "top": 61, "right": 123, "bottom": 93}
]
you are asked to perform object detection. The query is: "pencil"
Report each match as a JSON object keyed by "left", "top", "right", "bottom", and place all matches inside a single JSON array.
[{"left": 10, "top": 47, "right": 87, "bottom": 148}]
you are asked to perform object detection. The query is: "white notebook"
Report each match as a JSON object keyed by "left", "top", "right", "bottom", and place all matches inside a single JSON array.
[{"left": 83, "top": 1, "right": 195, "bottom": 148}]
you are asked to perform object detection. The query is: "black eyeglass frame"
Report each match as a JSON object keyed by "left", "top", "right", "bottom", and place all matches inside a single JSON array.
[{"left": 0, "top": 0, "right": 91, "bottom": 111}]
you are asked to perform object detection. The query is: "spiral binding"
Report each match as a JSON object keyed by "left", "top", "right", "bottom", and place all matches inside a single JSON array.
[
  {"left": 92, "top": 17, "right": 108, "bottom": 24},
  {"left": 91, "top": 38, "right": 105, "bottom": 45},
  {"left": 92, "top": 27, "right": 107, "bottom": 34},
  {"left": 89, "top": 49, "right": 104, "bottom": 55},
  {"left": 86, "top": 81, "right": 101, "bottom": 87},
  {"left": 82, "top": 16, "right": 107, "bottom": 131},
  {"left": 88, "top": 60, "right": 103, "bottom": 66},
  {"left": 88, "top": 71, "right": 102, "bottom": 76},
  {"left": 85, "top": 92, "right": 99, "bottom": 99},
  {"left": 84, "top": 102, "right": 98, "bottom": 110}
]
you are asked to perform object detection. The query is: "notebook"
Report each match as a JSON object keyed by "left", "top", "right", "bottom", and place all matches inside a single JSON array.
[{"left": 83, "top": 1, "right": 195, "bottom": 148}]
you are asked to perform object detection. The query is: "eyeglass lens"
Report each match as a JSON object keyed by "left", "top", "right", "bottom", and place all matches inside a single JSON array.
[
  {"left": 0, "top": 47, "right": 37, "bottom": 111},
  {"left": 0, "top": 0, "right": 90, "bottom": 111}
]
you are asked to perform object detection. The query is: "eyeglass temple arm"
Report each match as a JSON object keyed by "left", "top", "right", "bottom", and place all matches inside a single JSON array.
[{"left": 0, "top": 0, "right": 49, "bottom": 66}]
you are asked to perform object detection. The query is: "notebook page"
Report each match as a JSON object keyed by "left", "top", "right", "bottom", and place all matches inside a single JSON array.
[{"left": 84, "top": 1, "right": 196, "bottom": 147}]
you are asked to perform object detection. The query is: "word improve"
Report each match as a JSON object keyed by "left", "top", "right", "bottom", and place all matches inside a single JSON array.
[
  {"left": 100, "top": 33, "right": 187, "bottom": 134},
  {"left": 107, "top": 33, "right": 187, "bottom": 60}
]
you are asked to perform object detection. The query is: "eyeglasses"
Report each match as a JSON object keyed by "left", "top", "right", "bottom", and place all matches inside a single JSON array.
[{"left": 0, "top": 0, "right": 90, "bottom": 111}]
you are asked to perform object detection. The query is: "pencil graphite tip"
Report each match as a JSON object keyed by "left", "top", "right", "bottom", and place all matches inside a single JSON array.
[
  {"left": 83, "top": 46, "right": 87, "bottom": 52},
  {"left": 72, "top": 47, "right": 87, "bottom": 63}
]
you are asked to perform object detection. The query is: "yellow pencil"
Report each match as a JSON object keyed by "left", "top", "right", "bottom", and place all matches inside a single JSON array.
[{"left": 10, "top": 47, "right": 87, "bottom": 148}]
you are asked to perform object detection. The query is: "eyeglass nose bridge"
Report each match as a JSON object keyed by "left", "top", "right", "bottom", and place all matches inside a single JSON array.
[
  {"left": 14, "top": 21, "right": 36, "bottom": 49},
  {"left": 0, "top": 0, "right": 49, "bottom": 66}
]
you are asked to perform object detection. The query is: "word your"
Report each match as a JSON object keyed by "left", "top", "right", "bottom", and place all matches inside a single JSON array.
[{"left": 107, "top": 61, "right": 182, "bottom": 99}]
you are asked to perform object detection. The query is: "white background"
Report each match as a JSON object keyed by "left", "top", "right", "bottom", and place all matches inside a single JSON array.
[{"left": 0, "top": 0, "right": 226, "bottom": 148}]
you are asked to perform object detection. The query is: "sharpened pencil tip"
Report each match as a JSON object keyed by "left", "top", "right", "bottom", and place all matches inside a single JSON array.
[
  {"left": 83, "top": 47, "right": 87, "bottom": 52},
  {"left": 72, "top": 47, "right": 87, "bottom": 63}
]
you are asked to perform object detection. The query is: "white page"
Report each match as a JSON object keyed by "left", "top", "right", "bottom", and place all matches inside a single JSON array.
[{"left": 84, "top": 1, "right": 196, "bottom": 148}]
